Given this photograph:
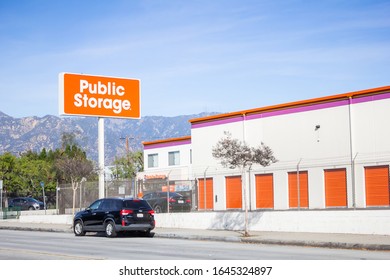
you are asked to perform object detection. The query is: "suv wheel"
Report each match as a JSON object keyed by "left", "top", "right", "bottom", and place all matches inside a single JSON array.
[
  {"left": 74, "top": 220, "right": 86, "bottom": 236},
  {"left": 105, "top": 221, "right": 117, "bottom": 238},
  {"left": 154, "top": 205, "right": 162, "bottom": 213}
]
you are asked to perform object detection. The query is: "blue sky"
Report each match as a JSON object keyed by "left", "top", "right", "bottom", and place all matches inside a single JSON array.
[{"left": 1, "top": 0, "right": 389, "bottom": 118}]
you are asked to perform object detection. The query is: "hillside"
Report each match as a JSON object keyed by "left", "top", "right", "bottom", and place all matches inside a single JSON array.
[{"left": 0, "top": 111, "right": 218, "bottom": 163}]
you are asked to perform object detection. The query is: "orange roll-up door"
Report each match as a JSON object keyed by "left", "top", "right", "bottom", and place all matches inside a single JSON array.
[
  {"left": 365, "top": 166, "right": 390, "bottom": 207},
  {"left": 288, "top": 171, "right": 309, "bottom": 208},
  {"left": 198, "top": 178, "right": 214, "bottom": 210},
  {"left": 255, "top": 174, "right": 274, "bottom": 209},
  {"left": 226, "top": 176, "right": 242, "bottom": 209},
  {"left": 324, "top": 168, "right": 347, "bottom": 207}
]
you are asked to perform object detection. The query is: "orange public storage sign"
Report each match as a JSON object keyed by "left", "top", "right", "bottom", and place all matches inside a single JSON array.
[{"left": 59, "top": 73, "right": 140, "bottom": 118}]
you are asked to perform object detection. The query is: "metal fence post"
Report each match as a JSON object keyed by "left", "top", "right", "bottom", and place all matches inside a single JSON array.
[
  {"left": 297, "top": 158, "right": 302, "bottom": 210},
  {"left": 203, "top": 167, "right": 209, "bottom": 210},
  {"left": 56, "top": 181, "right": 59, "bottom": 215}
]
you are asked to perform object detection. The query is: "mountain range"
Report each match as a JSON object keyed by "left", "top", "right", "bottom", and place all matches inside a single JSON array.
[{"left": 0, "top": 111, "right": 218, "bottom": 164}]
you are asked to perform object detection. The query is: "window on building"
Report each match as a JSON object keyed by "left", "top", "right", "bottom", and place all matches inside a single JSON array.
[
  {"left": 148, "top": 153, "right": 158, "bottom": 168},
  {"left": 168, "top": 151, "right": 180, "bottom": 166}
]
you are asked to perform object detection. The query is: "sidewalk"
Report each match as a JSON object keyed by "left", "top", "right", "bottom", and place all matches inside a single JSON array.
[{"left": 0, "top": 219, "right": 389, "bottom": 251}]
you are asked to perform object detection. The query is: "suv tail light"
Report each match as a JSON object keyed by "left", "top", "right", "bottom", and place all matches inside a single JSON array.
[
  {"left": 121, "top": 209, "right": 133, "bottom": 227},
  {"left": 169, "top": 198, "right": 176, "bottom": 203},
  {"left": 120, "top": 209, "right": 133, "bottom": 216},
  {"left": 148, "top": 210, "right": 155, "bottom": 215},
  {"left": 186, "top": 199, "right": 191, "bottom": 203}
]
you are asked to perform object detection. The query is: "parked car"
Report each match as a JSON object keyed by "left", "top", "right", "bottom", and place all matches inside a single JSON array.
[
  {"left": 73, "top": 197, "right": 155, "bottom": 238},
  {"left": 142, "top": 191, "right": 191, "bottom": 213},
  {"left": 8, "top": 197, "right": 45, "bottom": 210}
]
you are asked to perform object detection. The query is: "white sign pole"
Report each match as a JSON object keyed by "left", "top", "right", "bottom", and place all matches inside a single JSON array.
[{"left": 98, "top": 117, "right": 105, "bottom": 199}]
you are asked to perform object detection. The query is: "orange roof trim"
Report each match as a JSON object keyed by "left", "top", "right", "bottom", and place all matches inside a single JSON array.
[
  {"left": 142, "top": 136, "right": 191, "bottom": 146},
  {"left": 190, "top": 85, "right": 390, "bottom": 124}
]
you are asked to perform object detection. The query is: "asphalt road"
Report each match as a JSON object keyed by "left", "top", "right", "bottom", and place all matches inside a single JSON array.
[{"left": 0, "top": 229, "right": 389, "bottom": 260}]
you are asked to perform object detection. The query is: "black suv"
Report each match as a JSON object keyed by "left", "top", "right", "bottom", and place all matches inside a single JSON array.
[
  {"left": 73, "top": 197, "right": 155, "bottom": 238},
  {"left": 142, "top": 191, "right": 191, "bottom": 213}
]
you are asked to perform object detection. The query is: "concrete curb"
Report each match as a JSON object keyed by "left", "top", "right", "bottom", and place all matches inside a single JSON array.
[
  {"left": 0, "top": 225, "right": 73, "bottom": 233},
  {"left": 241, "top": 238, "right": 390, "bottom": 251},
  {"left": 155, "top": 232, "right": 242, "bottom": 243}
]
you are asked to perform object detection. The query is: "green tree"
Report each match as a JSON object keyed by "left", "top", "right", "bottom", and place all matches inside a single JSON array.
[
  {"left": 111, "top": 151, "right": 143, "bottom": 180},
  {"left": 0, "top": 152, "right": 18, "bottom": 205},
  {"left": 17, "top": 155, "right": 55, "bottom": 198},
  {"left": 0, "top": 150, "right": 58, "bottom": 205},
  {"left": 39, "top": 148, "right": 47, "bottom": 160},
  {"left": 0, "top": 132, "right": 93, "bottom": 209}
]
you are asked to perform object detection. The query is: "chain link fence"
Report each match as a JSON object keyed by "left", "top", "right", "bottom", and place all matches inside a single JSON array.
[
  {"left": 56, "top": 179, "right": 197, "bottom": 214},
  {"left": 138, "top": 178, "right": 197, "bottom": 211},
  {"left": 57, "top": 180, "right": 133, "bottom": 214}
]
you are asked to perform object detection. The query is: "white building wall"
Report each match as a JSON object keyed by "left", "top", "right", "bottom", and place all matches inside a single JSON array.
[
  {"left": 343, "top": 96, "right": 390, "bottom": 208},
  {"left": 192, "top": 105, "right": 353, "bottom": 210},
  {"left": 191, "top": 92, "right": 390, "bottom": 211},
  {"left": 307, "top": 168, "right": 325, "bottom": 209},
  {"left": 142, "top": 142, "right": 192, "bottom": 181},
  {"left": 245, "top": 108, "right": 350, "bottom": 161},
  {"left": 354, "top": 165, "right": 366, "bottom": 208},
  {"left": 273, "top": 170, "right": 289, "bottom": 210},
  {"left": 352, "top": 97, "right": 390, "bottom": 155},
  {"left": 213, "top": 175, "right": 226, "bottom": 211},
  {"left": 192, "top": 121, "right": 244, "bottom": 171},
  {"left": 192, "top": 104, "right": 352, "bottom": 168}
]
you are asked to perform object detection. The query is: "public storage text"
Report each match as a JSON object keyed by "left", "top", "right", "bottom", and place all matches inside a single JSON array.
[{"left": 73, "top": 79, "right": 131, "bottom": 114}]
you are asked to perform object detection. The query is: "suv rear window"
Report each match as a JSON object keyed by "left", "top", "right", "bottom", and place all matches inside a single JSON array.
[{"left": 123, "top": 200, "right": 151, "bottom": 209}]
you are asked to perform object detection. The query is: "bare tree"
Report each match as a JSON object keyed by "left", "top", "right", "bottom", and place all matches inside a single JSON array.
[{"left": 212, "top": 131, "right": 277, "bottom": 236}]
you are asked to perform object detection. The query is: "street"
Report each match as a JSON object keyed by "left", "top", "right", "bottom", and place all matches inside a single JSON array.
[{"left": 0, "top": 229, "right": 389, "bottom": 260}]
